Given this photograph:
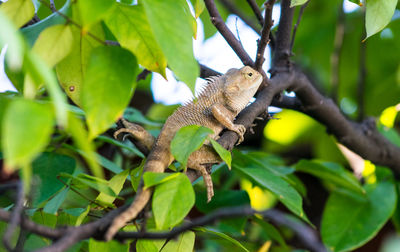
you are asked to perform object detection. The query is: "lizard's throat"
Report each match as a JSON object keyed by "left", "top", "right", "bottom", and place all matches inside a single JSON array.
[{"left": 224, "top": 87, "right": 258, "bottom": 112}]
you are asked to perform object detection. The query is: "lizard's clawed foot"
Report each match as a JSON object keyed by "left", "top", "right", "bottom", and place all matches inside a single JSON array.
[{"left": 232, "top": 124, "right": 246, "bottom": 145}]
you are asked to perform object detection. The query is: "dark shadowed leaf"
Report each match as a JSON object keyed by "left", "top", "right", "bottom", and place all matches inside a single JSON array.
[{"left": 322, "top": 179, "right": 396, "bottom": 251}]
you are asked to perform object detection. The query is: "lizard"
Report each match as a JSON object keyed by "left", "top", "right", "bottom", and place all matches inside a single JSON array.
[{"left": 105, "top": 66, "right": 263, "bottom": 240}]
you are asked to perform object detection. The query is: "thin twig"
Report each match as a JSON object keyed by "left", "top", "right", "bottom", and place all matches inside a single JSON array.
[
  {"left": 219, "top": 0, "right": 260, "bottom": 33},
  {"left": 38, "top": 0, "right": 107, "bottom": 46},
  {"left": 255, "top": 0, "right": 275, "bottom": 72},
  {"left": 330, "top": 0, "right": 345, "bottom": 103},
  {"left": 357, "top": 21, "right": 367, "bottom": 121},
  {"left": 115, "top": 207, "right": 326, "bottom": 252},
  {"left": 2, "top": 182, "right": 24, "bottom": 252},
  {"left": 246, "top": 0, "right": 264, "bottom": 26},
  {"left": 137, "top": 69, "right": 152, "bottom": 81},
  {"left": 204, "top": 0, "right": 254, "bottom": 66},
  {"left": 290, "top": 1, "right": 309, "bottom": 53},
  {"left": 49, "top": 0, "right": 57, "bottom": 12}
]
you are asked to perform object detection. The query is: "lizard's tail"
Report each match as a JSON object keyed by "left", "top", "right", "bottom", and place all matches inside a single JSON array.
[{"left": 105, "top": 142, "right": 173, "bottom": 240}]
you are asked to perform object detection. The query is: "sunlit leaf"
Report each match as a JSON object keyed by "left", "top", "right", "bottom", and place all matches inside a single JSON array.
[
  {"left": 210, "top": 138, "right": 231, "bottom": 169},
  {"left": 96, "top": 169, "right": 129, "bottom": 206},
  {"left": 56, "top": 15, "right": 105, "bottom": 106},
  {"left": 162, "top": 231, "right": 195, "bottom": 252},
  {"left": 2, "top": 99, "right": 54, "bottom": 169},
  {"left": 0, "top": 0, "right": 34, "bottom": 28},
  {"left": 81, "top": 46, "right": 138, "bottom": 139},
  {"left": 153, "top": 173, "right": 195, "bottom": 229},
  {"left": 365, "top": 0, "right": 397, "bottom": 39},
  {"left": 141, "top": 0, "right": 199, "bottom": 92},
  {"left": 143, "top": 172, "right": 180, "bottom": 188},
  {"left": 0, "top": 12, "right": 24, "bottom": 70},
  {"left": 105, "top": 3, "right": 167, "bottom": 77},
  {"left": 170, "top": 125, "right": 213, "bottom": 169},
  {"left": 78, "top": 0, "right": 114, "bottom": 28},
  {"left": 32, "top": 24, "right": 73, "bottom": 67},
  {"left": 290, "top": 0, "right": 309, "bottom": 7}
]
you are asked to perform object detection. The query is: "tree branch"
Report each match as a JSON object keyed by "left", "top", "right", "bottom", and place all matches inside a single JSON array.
[
  {"left": 2, "top": 182, "right": 24, "bottom": 252},
  {"left": 219, "top": 0, "right": 261, "bottom": 33},
  {"left": 204, "top": 0, "right": 254, "bottom": 66},
  {"left": 272, "top": 0, "right": 295, "bottom": 70},
  {"left": 246, "top": 0, "right": 264, "bottom": 26},
  {"left": 1, "top": 205, "right": 325, "bottom": 252},
  {"left": 255, "top": 0, "right": 275, "bottom": 72}
]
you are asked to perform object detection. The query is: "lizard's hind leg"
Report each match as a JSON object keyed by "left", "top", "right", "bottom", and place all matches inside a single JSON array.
[{"left": 188, "top": 146, "right": 222, "bottom": 202}]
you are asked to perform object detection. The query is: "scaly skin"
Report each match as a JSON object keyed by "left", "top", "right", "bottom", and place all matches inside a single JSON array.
[{"left": 105, "top": 66, "right": 263, "bottom": 240}]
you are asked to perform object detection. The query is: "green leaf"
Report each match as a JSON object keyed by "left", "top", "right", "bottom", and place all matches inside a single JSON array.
[
  {"left": 56, "top": 20, "right": 105, "bottom": 106},
  {"left": 294, "top": 160, "right": 366, "bottom": 195},
  {"left": 22, "top": 0, "right": 71, "bottom": 46},
  {"left": 24, "top": 52, "right": 68, "bottom": 126},
  {"left": 96, "top": 169, "right": 129, "bottom": 206},
  {"left": 232, "top": 150, "right": 308, "bottom": 222},
  {"left": 2, "top": 99, "right": 54, "bottom": 168},
  {"left": 96, "top": 135, "right": 144, "bottom": 158},
  {"left": 65, "top": 114, "right": 103, "bottom": 178},
  {"left": 32, "top": 152, "right": 76, "bottom": 205},
  {"left": 195, "top": 227, "right": 249, "bottom": 252},
  {"left": 162, "top": 231, "right": 195, "bottom": 252},
  {"left": 195, "top": 190, "right": 250, "bottom": 214},
  {"left": 81, "top": 46, "right": 138, "bottom": 139},
  {"left": 143, "top": 172, "right": 180, "bottom": 188},
  {"left": 60, "top": 173, "right": 116, "bottom": 197},
  {"left": 171, "top": 125, "right": 213, "bottom": 169},
  {"left": 0, "top": 0, "right": 34, "bottom": 28},
  {"left": 321, "top": 181, "right": 397, "bottom": 252},
  {"left": 290, "top": 0, "right": 309, "bottom": 7},
  {"left": 32, "top": 24, "right": 73, "bottom": 67},
  {"left": 43, "top": 187, "right": 69, "bottom": 214},
  {"left": 78, "top": 0, "right": 114, "bottom": 28},
  {"left": 141, "top": 0, "right": 199, "bottom": 92},
  {"left": 131, "top": 162, "right": 144, "bottom": 192},
  {"left": 124, "top": 107, "right": 162, "bottom": 127},
  {"left": 152, "top": 173, "right": 195, "bottom": 229},
  {"left": 194, "top": 0, "right": 205, "bottom": 18},
  {"left": 253, "top": 217, "right": 287, "bottom": 248},
  {"left": 96, "top": 153, "right": 123, "bottom": 174},
  {"left": 365, "top": 0, "right": 397, "bottom": 39},
  {"left": 75, "top": 205, "right": 90, "bottom": 226},
  {"left": 105, "top": 3, "right": 167, "bottom": 77},
  {"left": 136, "top": 239, "right": 166, "bottom": 252},
  {"left": 0, "top": 12, "right": 24, "bottom": 70},
  {"left": 209, "top": 139, "right": 231, "bottom": 169},
  {"left": 88, "top": 238, "right": 129, "bottom": 252}
]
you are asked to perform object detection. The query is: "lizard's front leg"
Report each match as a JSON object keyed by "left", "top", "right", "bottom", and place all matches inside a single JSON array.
[
  {"left": 211, "top": 104, "right": 246, "bottom": 144},
  {"left": 114, "top": 118, "right": 156, "bottom": 153}
]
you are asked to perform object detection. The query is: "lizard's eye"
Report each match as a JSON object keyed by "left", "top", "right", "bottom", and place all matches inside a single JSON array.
[{"left": 247, "top": 72, "right": 253, "bottom": 77}]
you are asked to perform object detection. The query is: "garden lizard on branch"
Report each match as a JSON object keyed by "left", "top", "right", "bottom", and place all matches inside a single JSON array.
[{"left": 105, "top": 66, "right": 263, "bottom": 240}]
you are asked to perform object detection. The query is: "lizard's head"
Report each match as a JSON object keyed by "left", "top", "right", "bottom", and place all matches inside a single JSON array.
[{"left": 223, "top": 66, "right": 263, "bottom": 112}]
